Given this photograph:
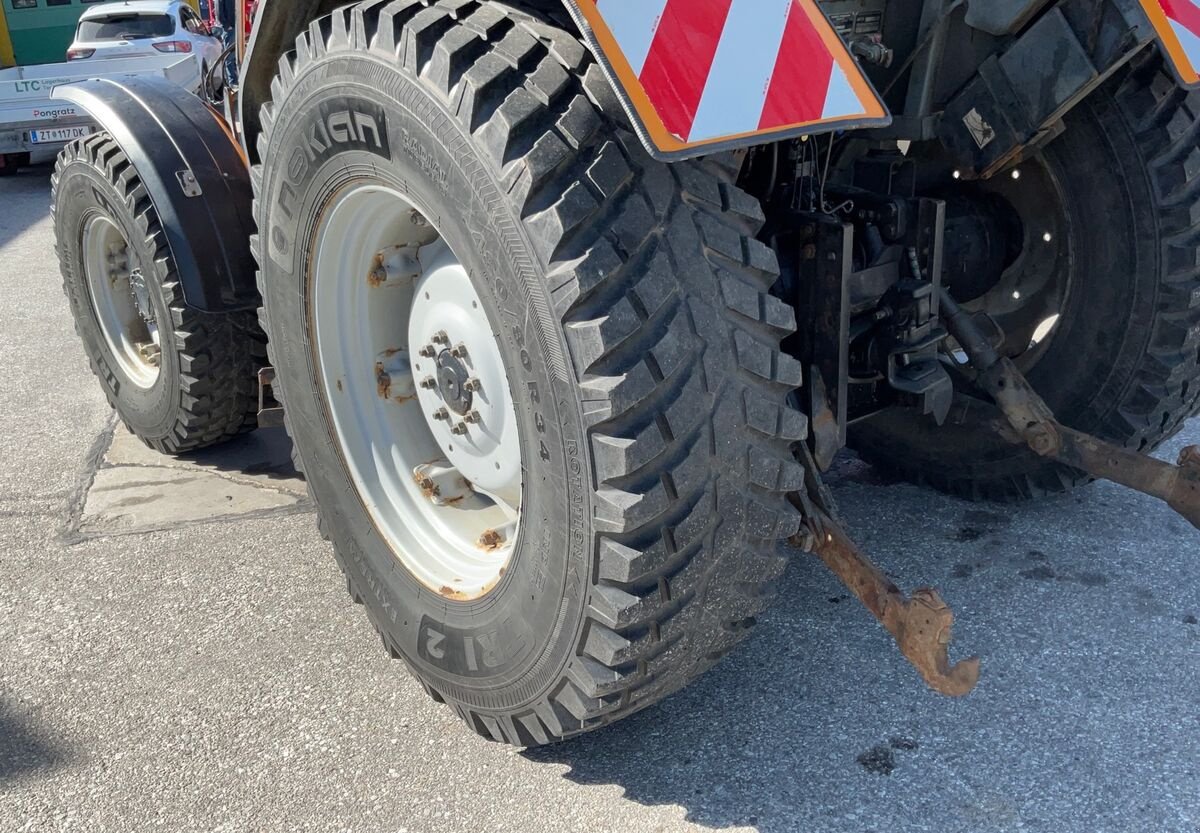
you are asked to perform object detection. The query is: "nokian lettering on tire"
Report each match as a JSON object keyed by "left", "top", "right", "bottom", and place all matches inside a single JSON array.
[{"left": 251, "top": 0, "right": 806, "bottom": 745}]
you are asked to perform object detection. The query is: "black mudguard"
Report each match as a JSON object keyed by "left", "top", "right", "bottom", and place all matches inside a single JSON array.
[{"left": 53, "top": 76, "right": 258, "bottom": 314}]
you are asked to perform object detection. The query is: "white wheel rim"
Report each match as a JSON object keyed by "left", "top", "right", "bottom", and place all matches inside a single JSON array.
[
  {"left": 311, "top": 184, "right": 522, "bottom": 600},
  {"left": 82, "top": 214, "right": 160, "bottom": 388}
]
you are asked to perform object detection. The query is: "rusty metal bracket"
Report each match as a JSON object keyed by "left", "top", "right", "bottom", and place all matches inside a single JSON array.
[{"left": 794, "top": 515, "right": 981, "bottom": 697}]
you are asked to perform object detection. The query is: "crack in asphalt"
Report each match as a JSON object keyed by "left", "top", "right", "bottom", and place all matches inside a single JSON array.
[
  {"left": 57, "top": 414, "right": 117, "bottom": 546},
  {"left": 56, "top": 415, "right": 313, "bottom": 545}
]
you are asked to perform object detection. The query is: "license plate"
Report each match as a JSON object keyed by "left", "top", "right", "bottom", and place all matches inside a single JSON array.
[{"left": 29, "top": 125, "right": 93, "bottom": 144}]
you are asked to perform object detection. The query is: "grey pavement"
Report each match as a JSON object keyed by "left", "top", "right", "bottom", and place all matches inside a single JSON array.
[{"left": 1, "top": 161, "right": 1198, "bottom": 833}]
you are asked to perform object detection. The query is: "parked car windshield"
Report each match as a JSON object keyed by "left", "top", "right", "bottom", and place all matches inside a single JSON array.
[{"left": 78, "top": 13, "right": 175, "bottom": 41}]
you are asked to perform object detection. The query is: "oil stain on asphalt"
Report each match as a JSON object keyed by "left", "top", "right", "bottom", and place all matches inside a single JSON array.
[{"left": 856, "top": 737, "right": 920, "bottom": 776}]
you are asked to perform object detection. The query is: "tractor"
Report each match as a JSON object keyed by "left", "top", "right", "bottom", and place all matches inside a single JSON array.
[{"left": 48, "top": 0, "right": 1200, "bottom": 744}]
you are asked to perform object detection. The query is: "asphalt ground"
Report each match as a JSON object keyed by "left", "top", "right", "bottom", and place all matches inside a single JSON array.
[{"left": 1, "top": 160, "right": 1198, "bottom": 833}]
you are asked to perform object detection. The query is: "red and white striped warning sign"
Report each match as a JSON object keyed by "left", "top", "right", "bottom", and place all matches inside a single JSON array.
[
  {"left": 1146, "top": 0, "right": 1200, "bottom": 85},
  {"left": 565, "top": 0, "right": 888, "bottom": 159}
]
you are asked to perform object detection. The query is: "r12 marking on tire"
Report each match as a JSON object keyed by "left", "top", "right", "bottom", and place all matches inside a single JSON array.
[
  {"left": 425, "top": 626, "right": 446, "bottom": 660},
  {"left": 418, "top": 616, "right": 532, "bottom": 676}
]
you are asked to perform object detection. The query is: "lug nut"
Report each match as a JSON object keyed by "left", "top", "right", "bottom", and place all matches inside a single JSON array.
[
  {"left": 450, "top": 343, "right": 468, "bottom": 359},
  {"left": 137, "top": 342, "right": 161, "bottom": 367},
  {"left": 463, "top": 377, "right": 482, "bottom": 393},
  {"left": 464, "top": 410, "right": 481, "bottom": 424},
  {"left": 420, "top": 376, "right": 437, "bottom": 389},
  {"left": 418, "top": 344, "right": 437, "bottom": 358},
  {"left": 432, "top": 407, "right": 450, "bottom": 421},
  {"left": 451, "top": 422, "right": 468, "bottom": 435},
  {"left": 431, "top": 330, "right": 449, "bottom": 345}
]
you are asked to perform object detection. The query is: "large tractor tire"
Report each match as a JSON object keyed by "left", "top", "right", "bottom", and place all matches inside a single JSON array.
[
  {"left": 851, "top": 52, "right": 1200, "bottom": 501},
  {"left": 252, "top": 0, "right": 806, "bottom": 744},
  {"left": 53, "top": 134, "right": 265, "bottom": 454}
]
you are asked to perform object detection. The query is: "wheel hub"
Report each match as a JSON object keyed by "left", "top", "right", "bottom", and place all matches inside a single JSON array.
[
  {"left": 436, "top": 349, "right": 473, "bottom": 414},
  {"left": 408, "top": 248, "right": 519, "bottom": 497},
  {"left": 82, "top": 214, "right": 160, "bottom": 388},
  {"left": 932, "top": 159, "right": 1070, "bottom": 361},
  {"left": 311, "top": 184, "right": 522, "bottom": 600},
  {"left": 128, "top": 267, "right": 155, "bottom": 324},
  {"left": 942, "top": 193, "right": 1022, "bottom": 304}
]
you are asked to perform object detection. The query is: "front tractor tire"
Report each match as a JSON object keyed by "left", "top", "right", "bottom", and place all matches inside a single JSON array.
[
  {"left": 53, "top": 134, "right": 265, "bottom": 454},
  {"left": 253, "top": 1, "right": 806, "bottom": 744}
]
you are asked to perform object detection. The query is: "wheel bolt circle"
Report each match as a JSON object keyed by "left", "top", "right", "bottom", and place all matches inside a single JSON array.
[
  {"left": 432, "top": 330, "right": 449, "bottom": 345},
  {"left": 419, "top": 345, "right": 436, "bottom": 358},
  {"left": 451, "top": 422, "right": 468, "bottom": 435},
  {"left": 433, "top": 407, "right": 449, "bottom": 421}
]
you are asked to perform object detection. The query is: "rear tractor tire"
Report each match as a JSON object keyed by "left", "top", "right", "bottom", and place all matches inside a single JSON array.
[
  {"left": 252, "top": 0, "right": 807, "bottom": 744},
  {"left": 53, "top": 133, "right": 266, "bottom": 454},
  {"left": 851, "top": 53, "right": 1200, "bottom": 501}
]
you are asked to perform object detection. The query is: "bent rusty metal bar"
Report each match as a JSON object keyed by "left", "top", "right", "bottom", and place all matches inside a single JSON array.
[
  {"left": 796, "top": 515, "right": 981, "bottom": 697},
  {"left": 985, "top": 359, "right": 1200, "bottom": 531},
  {"left": 939, "top": 287, "right": 1200, "bottom": 530},
  {"left": 1056, "top": 428, "right": 1200, "bottom": 530}
]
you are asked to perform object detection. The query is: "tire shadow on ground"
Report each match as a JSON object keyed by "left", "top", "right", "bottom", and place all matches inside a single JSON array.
[
  {"left": 0, "top": 162, "right": 55, "bottom": 253},
  {"left": 523, "top": 445, "right": 1200, "bottom": 832},
  {"left": 0, "top": 700, "right": 74, "bottom": 789}
]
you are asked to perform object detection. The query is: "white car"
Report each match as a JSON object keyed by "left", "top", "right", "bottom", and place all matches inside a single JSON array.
[{"left": 66, "top": 1, "right": 225, "bottom": 99}]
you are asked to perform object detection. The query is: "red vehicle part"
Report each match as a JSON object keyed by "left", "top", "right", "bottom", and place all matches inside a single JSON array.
[
  {"left": 560, "top": 0, "right": 890, "bottom": 161},
  {"left": 1144, "top": 0, "right": 1200, "bottom": 86}
]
